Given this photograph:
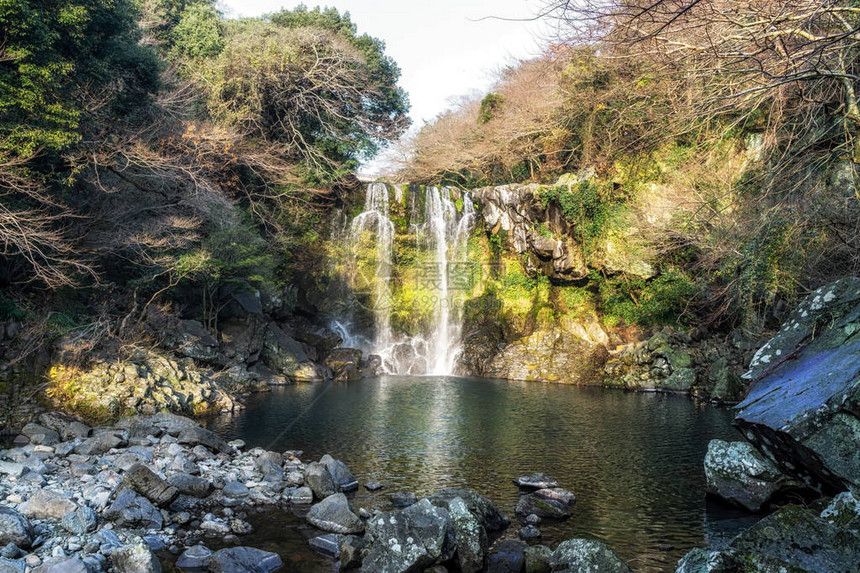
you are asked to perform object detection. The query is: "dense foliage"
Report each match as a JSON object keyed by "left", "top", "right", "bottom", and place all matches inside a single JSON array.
[
  {"left": 397, "top": 1, "right": 860, "bottom": 329},
  {"left": 0, "top": 2, "right": 408, "bottom": 351}
]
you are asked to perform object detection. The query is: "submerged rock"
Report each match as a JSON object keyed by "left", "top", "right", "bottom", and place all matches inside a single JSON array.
[
  {"left": 514, "top": 474, "right": 559, "bottom": 491},
  {"left": 736, "top": 277, "right": 860, "bottom": 492},
  {"left": 704, "top": 440, "right": 798, "bottom": 511}
]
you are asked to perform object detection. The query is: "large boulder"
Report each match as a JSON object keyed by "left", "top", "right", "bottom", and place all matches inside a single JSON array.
[
  {"left": 704, "top": 440, "right": 799, "bottom": 511},
  {"left": 427, "top": 488, "right": 510, "bottom": 532},
  {"left": 0, "top": 508, "right": 32, "bottom": 549},
  {"left": 550, "top": 539, "right": 631, "bottom": 572},
  {"left": 306, "top": 493, "right": 364, "bottom": 534},
  {"left": 21, "top": 490, "right": 77, "bottom": 520},
  {"left": 304, "top": 462, "right": 337, "bottom": 500},
  {"left": 360, "top": 499, "right": 455, "bottom": 573},
  {"left": 735, "top": 277, "right": 860, "bottom": 491},
  {"left": 324, "top": 348, "right": 362, "bottom": 382},
  {"left": 261, "top": 323, "right": 327, "bottom": 382},
  {"left": 678, "top": 503, "right": 860, "bottom": 572},
  {"left": 177, "top": 426, "right": 230, "bottom": 454}
]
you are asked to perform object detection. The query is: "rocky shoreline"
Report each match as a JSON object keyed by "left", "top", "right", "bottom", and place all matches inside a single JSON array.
[{"left": 2, "top": 406, "right": 858, "bottom": 573}]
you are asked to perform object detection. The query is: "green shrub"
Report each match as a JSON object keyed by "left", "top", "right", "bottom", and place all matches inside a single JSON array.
[{"left": 596, "top": 270, "right": 698, "bottom": 326}]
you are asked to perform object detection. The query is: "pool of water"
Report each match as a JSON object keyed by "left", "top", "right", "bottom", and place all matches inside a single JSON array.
[{"left": 204, "top": 376, "right": 756, "bottom": 572}]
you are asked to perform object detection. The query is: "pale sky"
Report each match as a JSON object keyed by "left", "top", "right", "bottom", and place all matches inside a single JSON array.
[{"left": 218, "top": 0, "right": 551, "bottom": 127}]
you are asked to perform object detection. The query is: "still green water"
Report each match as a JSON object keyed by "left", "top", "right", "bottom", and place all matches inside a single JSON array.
[{"left": 204, "top": 376, "right": 755, "bottom": 572}]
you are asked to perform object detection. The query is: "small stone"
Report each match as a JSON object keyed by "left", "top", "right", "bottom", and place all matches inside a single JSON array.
[
  {"left": 519, "top": 525, "right": 541, "bottom": 540},
  {"left": 208, "top": 547, "right": 282, "bottom": 573},
  {"left": 111, "top": 542, "right": 161, "bottom": 573},
  {"left": 364, "top": 482, "right": 383, "bottom": 492},
  {"left": 61, "top": 507, "right": 97, "bottom": 535},
  {"left": 513, "top": 473, "right": 559, "bottom": 490}
]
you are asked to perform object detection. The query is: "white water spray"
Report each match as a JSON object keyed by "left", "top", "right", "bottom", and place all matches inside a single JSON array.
[{"left": 335, "top": 183, "right": 474, "bottom": 375}]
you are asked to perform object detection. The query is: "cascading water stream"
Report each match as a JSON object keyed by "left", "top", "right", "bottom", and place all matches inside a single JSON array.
[
  {"left": 333, "top": 182, "right": 475, "bottom": 375},
  {"left": 347, "top": 182, "right": 395, "bottom": 359}
]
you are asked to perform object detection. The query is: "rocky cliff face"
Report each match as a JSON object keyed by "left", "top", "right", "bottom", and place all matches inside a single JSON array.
[{"left": 735, "top": 277, "right": 860, "bottom": 492}]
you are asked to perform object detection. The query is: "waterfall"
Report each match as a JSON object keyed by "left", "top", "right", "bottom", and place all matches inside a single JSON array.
[
  {"left": 334, "top": 182, "right": 475, "bottom": 376},
  {"left": 345, "top": 182, "right": 395, "bottom": 358}
]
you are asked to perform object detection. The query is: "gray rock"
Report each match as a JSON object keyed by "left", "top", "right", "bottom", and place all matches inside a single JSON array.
[
  {"left": 324, "top": 348, "right": 362, "bottom": 382},
  {"left": 146, "top": 413, "right": 197, "bottom": 436},
  {"left": 111, "top": 543, "right": 161, "bottom": 573},
  {"left": 261, "top": 324, "right": 325, "bottom": 382},
  {"left": 661, "top": 367, "right": 697, "bottom": 391},
  {"left": 729, "top": 504, "right": 860, "bottom": 572},
  {"left": 364, "top": 482, "right": 383, "bottom": 492},
  {"left": 21, "top": 490, "right": 77, "bottom": 519},
  {"left": 304, "top": 462, "right": 337, "bottom": 500},
  {"left": 175, "top": 545, "right": 212, "bottom": 571},
  {"left": 33, "top": 558, "right": 88, "bottom": 573},
  {"left": 287, "top": 487, "right": 313, "bottom": 504},
  {"left": 448, "top": 497, "right": 486, "bottom": 573},
  {"left": 123, "top": 464, "right": 179, "bottom": 507},
  {"left": 177, "top": 427, "right": 229, "bottom": 454},
  {"left": 515, "top": 494, "right": 571, "bottom": 520},
  {"left": 533, "top": 488, "right": 575, "bottom": 507},
  {"left": 427, "top": 489, "right": 510, "bottom": 532},
  {"left": 361, "top": 499, "right": 455, "bottom": 573},
  {"left": 513, "top": 474, "right": 559, "bottom": 490},
  {"left": 487, "top": 539, "right": 526, "bottom": 573},
  {"left": 167, "top": 474, "right": 213, "bottom": 498},
  {"left": 523, "top": 545, "right": 552, "bottom": 573},
  {"left": 222, "top": 482, "right": 250, "bottom": 499},
  {"left": 550, "top": 539, "right": 631, "bottom": 572},
  {"left": 0, "top": 508, "right": 32, "bottom": 549},
  {"left": 208, "top": 547, "right": 283, "bottom": 573},
  {"left": 338, "top": 535, "right": 364, "bottom": 569},
  {"left": 75, "top": 433, "right": 125, "bottom": 456},
  {"left": 519, "top": 525, "right": 541, "bottom": 540},
  {"left": 707, "top": 358, "right": 744, "bottom": 403},
  {"left": 319, "top": 455, "right": 358, "bottom": 492},
  {"left": 673, "top": 548, "right": 748, "bottom": 573},
  {"left": 308, "top": 534, "right": 342, "bottom": 558},
  {"left": 704, "top": 440, "right": 797, "bottom": 511},
  {"left": 37, "top": 413, "right": 91, "bottom": 441},
  {"left": 736, "top": 278, "right": 860, "bottom": 491},
  {"left": 20, "top": 424, "right": 59, "bottom": 446},
  {"left": 306, "top": 493, "right": 364, "bottom": 534},
  {"left": 0, "top": 558, "right": 24, "bottom": 573},
  {"left": 0, "top": 463, "right": 27, "bottom": 479},
  {"left": 61, "top": 507, "right": 97, "bottom": 535},
  {"left": 104, "top": 490, "right": 163, "bottom": 530},
  {"left": 820, "top": 490, "right": 860, "bottom": 532}
]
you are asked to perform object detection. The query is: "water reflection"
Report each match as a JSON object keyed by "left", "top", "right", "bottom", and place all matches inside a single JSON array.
[{"left": 205, "top": 376, "right": 753, "bottom": 572}]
